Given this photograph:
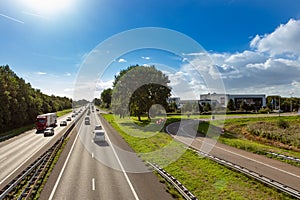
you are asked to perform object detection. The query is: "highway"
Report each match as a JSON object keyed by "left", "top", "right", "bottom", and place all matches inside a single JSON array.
[
  {"left": 0, "top": 111, "right": 79, "bottom": 188},
  {"left": 167, "top": 120, "right": 300, "bottom": 192},
  {"left": 40, "top": 110, "right": 173, "bottom": 199}
]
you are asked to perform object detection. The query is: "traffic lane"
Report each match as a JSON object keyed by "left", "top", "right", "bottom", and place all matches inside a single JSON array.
[
  {"left": 0, "top": 111, "right": 73, "bottom": 147},
  {"left": 94, "top": 113, "right": 149, "bottom": 173},
  {"left": 168, "top": 121, "right": 300, "bottom": 191},
  {"left": 0, "top": 130, "right": 53, "bottom": 185},
  {"left": 209, "top": 140, "right": 300, "bottom": 191},
  {"left": 49, "top": 116, "right": 138, "bottom": 200},
  {"left": 0, "top": 112, "right": 81, "bottom": 187},
  {"left": 97, "top": 113, "right": 174, "bottom": 200}
]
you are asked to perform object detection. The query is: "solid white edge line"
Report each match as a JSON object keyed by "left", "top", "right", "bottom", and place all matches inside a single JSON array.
[
  {"left": 92, "top": 178, "right": 95, "bottom": 191},
  {"left": 170, "top": 122, "right": 300, "bottom": 179},
  {"left": 95, "top": 113, "right": 140, "bottom": 200},
  {"left": 48, "top": 122, "right": 83, "bottom": 200}
]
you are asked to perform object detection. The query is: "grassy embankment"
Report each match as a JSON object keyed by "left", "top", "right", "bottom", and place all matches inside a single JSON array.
[
  {"left": 197, "top": 116, "right": 300, "bottom": 167},
  {"left": 103, "top": 114, "right": 294, "bottom": 199}
]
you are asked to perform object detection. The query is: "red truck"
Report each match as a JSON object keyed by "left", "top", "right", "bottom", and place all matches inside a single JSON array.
[{"left": 36, "top": 113, "right": 57, "bottom": 131}]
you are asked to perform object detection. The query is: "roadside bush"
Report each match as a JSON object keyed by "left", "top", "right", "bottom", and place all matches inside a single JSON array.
[
  {"left": 258, "top": 107, "right": 271, "bottom": 114},
  {"left": 277, "top": 119, "right": 289, "bottom": 129}
]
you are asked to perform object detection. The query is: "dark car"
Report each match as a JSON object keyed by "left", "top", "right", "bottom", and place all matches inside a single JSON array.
[
  {"left": 66, "top": 117, "right": 72, "bottom": 121},
  {"left": 44, "top": 127, "right": 54, "bottom": 137},
  {"left": 60, "top": 121, "right": 67, "bottom": 126},
  {"left": 85, "top": 117, "right": 90, "bottom": 125}
]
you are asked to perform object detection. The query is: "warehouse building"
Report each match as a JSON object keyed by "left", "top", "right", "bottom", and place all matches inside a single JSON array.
[{"left": 199, "top": 93, "right": 266, "bottom": 110}]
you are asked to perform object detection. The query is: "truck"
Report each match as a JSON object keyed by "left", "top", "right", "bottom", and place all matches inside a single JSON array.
[{"left": 36, "top": 113, "right": 57, "bottom": 131}]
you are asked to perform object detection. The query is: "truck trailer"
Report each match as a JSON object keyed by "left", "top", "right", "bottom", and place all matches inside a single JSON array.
[{"left": 36, "top": 113, "right": 57, "bottom": 131}]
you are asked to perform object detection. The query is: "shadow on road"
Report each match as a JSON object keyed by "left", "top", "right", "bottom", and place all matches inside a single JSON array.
[{"left": 95, "top": 140, "right": 109, "bottom": 147}]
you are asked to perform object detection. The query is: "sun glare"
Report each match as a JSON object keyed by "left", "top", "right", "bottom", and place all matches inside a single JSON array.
[{"left": 22, "top": 0, "right": 72, "bottom": 17}]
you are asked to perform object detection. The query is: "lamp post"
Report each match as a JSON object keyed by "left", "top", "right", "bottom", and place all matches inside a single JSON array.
[
  {"left": 290, "top": 92, "right": 294, "bottom": 112},
  {"left": 279, "top": 96, "right": 281, "bottom": 117}
]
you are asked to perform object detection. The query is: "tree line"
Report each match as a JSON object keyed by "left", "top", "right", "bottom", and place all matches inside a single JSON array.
[{"left": 0, "top": 65, "right": 72, "bottom": 132}]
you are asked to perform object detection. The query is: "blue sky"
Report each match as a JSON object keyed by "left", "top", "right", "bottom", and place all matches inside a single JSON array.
[{"left": 1, "top": 0, "right": 300, "bottom": 100}]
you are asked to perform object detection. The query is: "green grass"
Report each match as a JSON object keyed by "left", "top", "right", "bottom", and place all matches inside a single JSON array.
[
  {"left": 103, "top": 114, "right": 294, "bottom": 199},
  {"left": 56, "top": 108, "right": 72, "bottom": 117},
  {"left": 0, "top": 124, "right": 35, "bottom": 141},
  {"left": 222, "top": 116, "right": 300, "bottom": 149}
]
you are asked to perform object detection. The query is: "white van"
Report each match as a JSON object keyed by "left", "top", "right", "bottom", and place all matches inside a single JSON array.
[{"left": 94, "top": 130, "right": 105, "bottom": 142}]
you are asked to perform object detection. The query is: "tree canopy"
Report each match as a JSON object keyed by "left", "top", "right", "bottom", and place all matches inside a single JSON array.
[
  {"left": 101, "top": 88, "right": 112, "bottom": 108},
  {"left": 0, "top": 65, "right": 72, "bottom": 132},
  {"left": 111, "top": 65, "right": 171, "bottom": 121}
]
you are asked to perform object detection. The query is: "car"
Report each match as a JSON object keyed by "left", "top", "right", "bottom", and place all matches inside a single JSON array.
[
  {"left": 94, "top": 125, "right": 102, "bottom": 130},
  {"left": 85, "top": 116, "right": 90, "bottom": 125},
  {"left": 60, "top": 121, "right": 67, "bottom": 126},
  {"left": 94, "top": 130, "right": 105, "bottom": 142},
  {"left": 71, "top": 114, "right": 75, "bottom": 118},
  {"left": 44, "top": 127, "right": 54, "bottom": 136},
  {"left": 66, "top": 117, "right": 71, "bottom": 121}
]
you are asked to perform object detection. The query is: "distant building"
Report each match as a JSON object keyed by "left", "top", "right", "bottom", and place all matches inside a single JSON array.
[
  {"left": 200, "top": 93, "right": 266, "bottom": 110},
  {"left": 180, "top": 100, "right": 199, "bottom": 105},
  {"left": 167, "top": 97, "right": 181, "bottom": 108}
]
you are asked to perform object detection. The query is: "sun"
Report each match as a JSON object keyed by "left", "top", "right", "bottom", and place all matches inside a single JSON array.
[{"left": 22, "top": 0, "right": 72, "bottom": 17}]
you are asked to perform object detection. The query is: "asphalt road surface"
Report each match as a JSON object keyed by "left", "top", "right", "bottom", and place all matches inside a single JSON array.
[
  {"left": 40, "top": 111, "right": 173, "bottom": 200},
  {"left": 167, "top": 120, "right": 300, "bottom": 192},
  {"left": 0, "top": 111, "right": 79, "bottom": 188}
]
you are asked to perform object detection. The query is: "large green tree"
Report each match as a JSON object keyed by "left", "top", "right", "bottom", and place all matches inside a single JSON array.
[
  {"left": 112, "top": 65, "right": 171, "bottom": 121},
  {"left": 101, "top": 88, "right": 112, "bottom": 108}
]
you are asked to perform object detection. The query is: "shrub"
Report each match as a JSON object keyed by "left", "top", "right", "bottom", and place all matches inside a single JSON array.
[
  {"left": 258, "top": 107, "right": 271, "bottom": 114},
  {"left": 277, "top": 119, "right": 289, "bottom": 129}
]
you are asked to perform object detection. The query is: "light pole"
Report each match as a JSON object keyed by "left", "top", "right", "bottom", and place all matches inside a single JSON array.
[
  {"left": 279, "top": 96, "right": 281, "bottom": 117},
  {"left": 290, "top": 92, "right": 294, "bottom": 112}
]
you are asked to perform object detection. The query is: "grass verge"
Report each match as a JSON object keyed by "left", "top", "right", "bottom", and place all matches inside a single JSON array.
[
  {"left": 0, "top": 124, "right": 35, "bottom": 142},
  {"left": 56, "top": 109, "right": 72, "bottom": 117}
]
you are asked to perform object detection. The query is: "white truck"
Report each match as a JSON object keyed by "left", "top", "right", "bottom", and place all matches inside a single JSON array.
[{"left": 36, "top": 113, "right": 57, "bottom": 131}]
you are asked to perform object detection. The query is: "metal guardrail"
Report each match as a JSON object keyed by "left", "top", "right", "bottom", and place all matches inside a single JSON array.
[
  {"left": 192, "top": 149, "right": 300, "bottom": 199},
  {"left": 0, "top": 109, "right": 86, "bottom": 200},
  {"left": 266, "top": 152, "right": 300, "bottom": 164},
  {"left": 147, "top": 162, "right": 198, "bottom": 200}
]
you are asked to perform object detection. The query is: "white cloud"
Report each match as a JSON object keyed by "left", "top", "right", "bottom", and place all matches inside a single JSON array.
[
  {"left": 36, "top": 71, "right": 47, "bottom": 75},
  {"left": 225, "top": 50, "right": 266, "bottom": 65},
  {"left": 118, "top": 58, "right": 127, "bottom": 63},
  {"left": 95, "top": 79, "right": 113, "bottom": 93},
  {"left": 250, "top": 19, "right": 300, "bottom": 57},
  {"left": 173, "top": 19, "right": 300, "bottom": 98},
  {"left": 0, "top": 13, "right": 24, "bottom": 24},
  {"left": 142, "top": 56, "right": 150, "bottom": 60}
]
